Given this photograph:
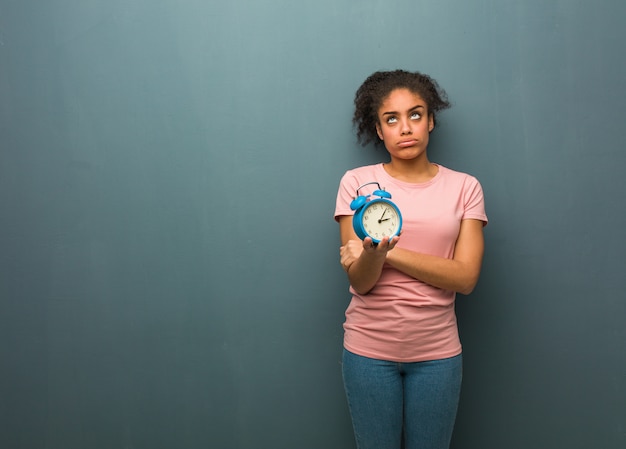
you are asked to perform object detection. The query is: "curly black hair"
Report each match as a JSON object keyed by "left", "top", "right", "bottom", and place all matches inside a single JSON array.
[{"left": 353, "top": 70, "right": 451, "bottom": 147}]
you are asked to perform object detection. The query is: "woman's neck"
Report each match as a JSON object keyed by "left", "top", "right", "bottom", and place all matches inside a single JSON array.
[{"left": 383, "top": 158, "right": 438, "bottom": 183}]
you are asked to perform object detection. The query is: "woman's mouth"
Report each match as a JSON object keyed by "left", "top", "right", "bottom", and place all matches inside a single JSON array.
[{"left": 397, "top": 139, "right": 418, "bottom": 148}]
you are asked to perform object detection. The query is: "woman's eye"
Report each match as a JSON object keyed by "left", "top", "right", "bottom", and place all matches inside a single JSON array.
[
  {"left": 386, "top": 117, "right": 398, "bottom": 124},
  {"left": 411, "top": 112, "right": 421, "bottom": 120}
]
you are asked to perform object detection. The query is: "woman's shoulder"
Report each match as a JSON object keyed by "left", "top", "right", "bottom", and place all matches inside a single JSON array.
[
  {"left": 339, "top": 163, "right": 384, "bottom": 184},
  {"left": 343, "top": 163, "right": 382, "bottom": 177},
  {"left": 437, "top": 164, "right": 482, "bottom": 185}
]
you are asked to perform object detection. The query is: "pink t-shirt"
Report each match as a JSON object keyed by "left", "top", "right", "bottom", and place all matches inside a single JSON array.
[{"left": 334, "top": 163, "right": 488, "bottom": 362}]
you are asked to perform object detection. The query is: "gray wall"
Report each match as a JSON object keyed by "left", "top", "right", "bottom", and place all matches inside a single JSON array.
[{"left": 1, "top": 1, "right": 624, "bottom": 448}]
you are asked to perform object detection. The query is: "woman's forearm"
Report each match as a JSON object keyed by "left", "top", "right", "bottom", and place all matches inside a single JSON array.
[
  {"left": 346, "top": 251, "right": 387, "bottom": 295},
  {"left": 385, "top": 248, "right": 480, "bottom": 295}
]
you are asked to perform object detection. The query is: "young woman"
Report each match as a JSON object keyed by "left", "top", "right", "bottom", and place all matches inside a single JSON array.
[{"left": 334, "top": 70, "right": 488, "bottom": 449}]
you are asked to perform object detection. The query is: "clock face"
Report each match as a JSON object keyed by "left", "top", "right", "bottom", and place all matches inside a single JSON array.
[{"left": 361, "top": 200, "right": 401, "bottom": 241}]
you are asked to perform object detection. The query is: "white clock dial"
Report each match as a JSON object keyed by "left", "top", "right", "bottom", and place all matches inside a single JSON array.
[{"left": 362, "top": 201, "right": 401, "bottom": 241}]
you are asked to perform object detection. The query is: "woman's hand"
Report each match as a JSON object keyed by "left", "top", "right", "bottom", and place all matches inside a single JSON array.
[{"left": 340, "top": 236, "right": 399, "bottom": 272}]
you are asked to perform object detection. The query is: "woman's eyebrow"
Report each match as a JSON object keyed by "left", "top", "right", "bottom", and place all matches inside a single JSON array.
[{"left": 381, "top": 104, "right": 426, "bottom": 116}]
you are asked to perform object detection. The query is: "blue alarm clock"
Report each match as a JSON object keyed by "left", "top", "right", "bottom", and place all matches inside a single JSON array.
[{"left": 350, "top": 182, "right": 403, "bottom": 244}]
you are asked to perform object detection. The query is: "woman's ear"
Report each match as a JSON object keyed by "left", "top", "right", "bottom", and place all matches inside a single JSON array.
[
  {"left": 376, "top": 122, "right": 384, "bottom": 140},
  {"left": 428, "top": 114, "right": 435, "bottom": 133}
]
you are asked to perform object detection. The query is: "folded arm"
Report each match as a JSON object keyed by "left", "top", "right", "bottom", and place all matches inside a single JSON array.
[{"left": 339, "top": 216, "right": 485, "bottom": 295}]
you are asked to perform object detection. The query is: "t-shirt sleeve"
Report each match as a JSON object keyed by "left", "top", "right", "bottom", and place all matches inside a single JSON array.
[
  {"left": 463, "top": 176, "right": 488, "bottom": 225},
  {"left": 334, "top": 170, "right": 359, "bottom": 221}
]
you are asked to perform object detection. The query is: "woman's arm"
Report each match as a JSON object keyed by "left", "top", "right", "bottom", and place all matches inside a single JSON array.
[
  {"left": 385, "top": 219, "right": 485, "bottom": 295},
  {"left": 338, "top": 215, "right": 399, "bottom": 295}
]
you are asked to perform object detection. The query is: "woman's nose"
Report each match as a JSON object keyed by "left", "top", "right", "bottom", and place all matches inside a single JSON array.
[{"left": 400, "top": 119, "right": 412, "bottom": 135}]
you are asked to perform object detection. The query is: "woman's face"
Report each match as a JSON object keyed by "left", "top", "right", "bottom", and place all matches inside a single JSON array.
[{"left": 375, "top": 88, "right": 434, "bottom": 161}]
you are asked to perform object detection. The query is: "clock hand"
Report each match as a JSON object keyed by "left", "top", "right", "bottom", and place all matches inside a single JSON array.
[{"left": 378, "top": 209, "right": 387, "bottom": 223}]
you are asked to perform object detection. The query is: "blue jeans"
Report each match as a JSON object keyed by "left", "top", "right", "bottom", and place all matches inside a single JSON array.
[{"left": 342, "top": 349, "right": 462, "bottom": 449}]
